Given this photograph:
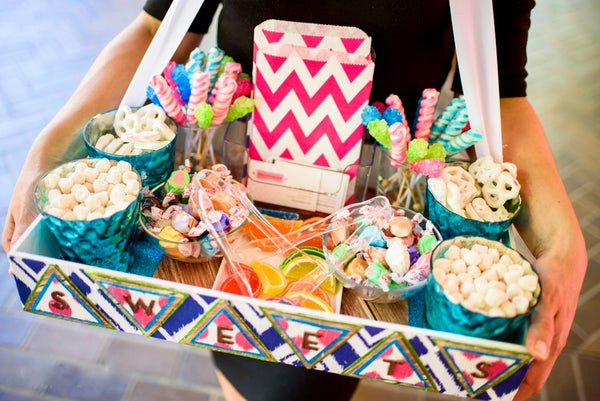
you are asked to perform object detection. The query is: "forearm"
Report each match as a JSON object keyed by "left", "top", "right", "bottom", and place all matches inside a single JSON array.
[
  {"left": 501, "top": 97, "right": 586, "bottom": 269},
  {"left": 28, "top": 12, "right": 202, "bottom": 172}
]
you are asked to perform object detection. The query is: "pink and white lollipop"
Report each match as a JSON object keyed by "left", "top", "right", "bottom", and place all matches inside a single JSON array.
[
  {"left": 389, "top": 122, "right": 409, "bottom": 167},
  {"left": 210, "top": 75, "right": 237, "bottom": 126},
  {"left": 413, "top": 88, "right": 440, "bottom": 141},
  {"left": 150, "top": 75, "right": 186, "bottom": 125},
  {"left": 186, "top": 70, "right": 210, "bottom": 124}
]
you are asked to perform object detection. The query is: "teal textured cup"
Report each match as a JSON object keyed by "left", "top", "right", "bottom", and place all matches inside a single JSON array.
[
  {"left": 83, "top": 108, "right": 177, "bottom": 189},
  {"left": 33, "top": 158, "right": 141, "bottom": 272},
  {"left": 424, "top": 236, "right": 541, "bottom": 342}
]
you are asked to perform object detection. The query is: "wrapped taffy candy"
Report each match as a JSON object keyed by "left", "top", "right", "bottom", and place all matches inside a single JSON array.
[
  {"left": 139, "top": 164, "right": 249, "bottom": 263},
  {"left": 425, "top": 236, "right": 541, "bottom": 341},
  {"left": 193, "top": 169, "right": 343, "bottom": 313},
  {"left": 322, "top": 197, "right": 442, "bottom": 303}
]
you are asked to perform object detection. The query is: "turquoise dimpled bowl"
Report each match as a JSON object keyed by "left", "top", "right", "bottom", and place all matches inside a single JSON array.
[
  {"left": 83, "top": 108, "right": 177, "bottom": 189},
  {"left": 34, "top": 158, "right": 141, "bottom": 272},
  {"left": 425, "top": 162, "right": 521, "bottom": 241},
  {"left": 424, "top": 236, "right": 541, "bottom": 342}
]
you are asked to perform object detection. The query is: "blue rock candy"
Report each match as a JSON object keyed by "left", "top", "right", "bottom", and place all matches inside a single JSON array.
[
  {"left": 146, "top": 86, "right": 161, "bottom": 107},
  {"left": 383, "top": 108, "right": 403, "bottom": 126},
  {"left": 172, "top": 64, "right": 191, "bottom": 104},
  {"left": 361, "top": 105, "right": 382, "bottom": 126}
]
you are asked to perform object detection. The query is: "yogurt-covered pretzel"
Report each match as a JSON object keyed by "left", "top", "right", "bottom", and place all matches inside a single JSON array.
[
  {"left": 482, "top": 171, "right": 521, "bottom": 209},
  {"left": 468, "top": 155, "right": 501, "bottom": 184}
]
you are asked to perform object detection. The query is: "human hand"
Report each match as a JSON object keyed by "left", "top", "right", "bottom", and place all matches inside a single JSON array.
[
  {"left": 2, "top": 165, "right": 45, "bottom": 252},
  {"left": 513, "top": 250, "right": 587, "bottom": 400}
]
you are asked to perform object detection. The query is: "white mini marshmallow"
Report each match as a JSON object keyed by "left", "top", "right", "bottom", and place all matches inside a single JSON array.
[
  {"left": 473, "top": 277, "right": 489, "bottom": 293},
  {"left": 98, "top": 172, "right": 108, "bottom": 181},
  {"left": 58, "top": 177, "right": 74, "bottom": 194},
  {"left": 83, "top": 167, "right": 99, "bottom": 183},
  {"left": 116, "top": 160, "right": 132, "bottom": 173},
  {"left": 73, "top": 204, "right": 91, "bottom": 221},
  {"left": 433, "top": 268, "right": 446, "bottom": 284},
  {"left": 122, "top": 171, "right": 138, "bottom": 183},
  {"left": 75, "top": 162, "right": 88, "bottom": 173},
  {"left": 500, "top": 301, "right": 517, "bottom": 318},
  {"left": 87, "top": 211, "right": 104, "bottom": 221},
  {"left": 451, "top": 259, "right": 467, "bottom": 274},
  {"left": 512, "top": 295, "right": 530, "bottom": 315},
  {"left": 487, "top": 307, "right": 504, "bottom": 318},
  {"left": 84, "top": 193, "right": 103, "bottom": 211},
  {"left": 95, "top": 158, "right": 112, "bottom": 173},
  {"left": 481, "top": 269, "right": 499, "bottom": 282},
  {"left": 503, "top": 269, "right": 522, "bottom": 285},
  {"left": 467, "top": 265, "right": 482, "bottom": 278},
  {"left": 499, "top": 254, "right": 513, "bottom": 266},
  {"left": 462, "top": 249, "right": 481, "bottom": 266},
  {"left": 72, "top": 185, "right": 91, "bottom": 203},
  {"left": 466, "top": 292, "right": 485, "bottom": 310},
  {"left": 104, "top": 205, "right": 117, "bottom": 217},
  {"left": 479, "top": 253, "right": 493, "bottom": 271},
  {"left": 506, "top": 283, "right": 523, "bottom": 299},
  {"left": 124, "top": 194, "right": 137, "bottom": 204},
  {"left": 489, "top": 280, "right": 507, "bottom": 292},
  {"left": 47, "top": 189, "right": 61, "bottom": 201},
  {"left": 110, "top": 185, "right": 127, "bottom": 204},
  {"left": 460, "top": 280, "right": 475, "bottom": 298},
  {"left": 443, "top": 276, "right": 459, "bottom": 294},
  {"left": 106, "top": 167, "right": 122, "bottom": 185},
  {"left": 518, "top": 274, "right": 538, "bottom": 292},
  {"left": 485, "top": 287, "right": 508, "bottom": 308},
  {"left": 447, "top": 293, "right": 464, "bottom": 304},
  {"left": 471, "top": 244, "right": 489, "bottom": 255},
  {"left": 45, "top": 207, "right": 66, "bottom": 218},
  {"left": 71, "top": 171, "right": 85, "bottom": 185},
  {"left": 44, "top": 173, "right": 60, "bottom": 189},
  {"left": 445, "top": 245, "right": 461, "bottom": 260},
  {"left": 433, "top": 258, "right": 452, "bottom": 273},
  {"left": 93, "top": 179, "right": 109, "bottom": 193},
  {"left": 125, "top": 180, "right": 140, "bottom": 196},
  {"left": 113, "top": 201, "right": 131, "bottom": 211},
  {"left": 61, "top": 211, "right": 76, "bottom": 220}
]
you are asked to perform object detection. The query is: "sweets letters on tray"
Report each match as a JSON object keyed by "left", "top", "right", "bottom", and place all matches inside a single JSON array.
[{"left": 248, "top": 20, "right": 374, "bottom": 211}]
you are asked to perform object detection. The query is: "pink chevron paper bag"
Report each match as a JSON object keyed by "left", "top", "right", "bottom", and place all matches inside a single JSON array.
[{"left": 250, "top": 21, "right": 374, "bottom": 175}]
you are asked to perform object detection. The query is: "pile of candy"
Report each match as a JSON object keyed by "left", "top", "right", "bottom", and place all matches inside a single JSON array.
[
  {"left": 362, "top": 90, "right": 447, "bottom": 178},
  {"left": 147, "top": 46, "right": 253, "bottom": 129},
  {"left": 141, "top": 164, "right": 249, "bottom": 259},
  {"left": 326, "top": 207, "right": 440, "bottom": 293},
  {"left": 41, "top": 158, "right": 140, "bottom": 221},
  {"left": 432, "top": 240, "right": 540, "bottom": 318},
  {"left": 428, "top": 156, "right": 521, "bottom": 222},
  {"left": 93, "top": 104, "right": 176, "bottom": 155}
]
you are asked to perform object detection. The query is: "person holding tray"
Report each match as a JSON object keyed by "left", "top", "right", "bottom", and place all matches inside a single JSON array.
[{"left": 2, "top": 0, "right": 587, "bottom": 400}]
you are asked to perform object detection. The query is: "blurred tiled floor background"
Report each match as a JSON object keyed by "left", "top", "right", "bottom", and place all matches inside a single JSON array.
[{"left": 0, "top": 0, "right": 598, "bottom": 400}]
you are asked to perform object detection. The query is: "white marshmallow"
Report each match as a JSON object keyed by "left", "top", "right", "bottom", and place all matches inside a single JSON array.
[
  {"left": 512, "top": 295, "right": 530, "bottom": 314},
  {"left": 87, "top": 211, "right": 104, "bottom": 221},
  {"left": 116, "top": 160, "right": 132, "bottom": 173},
  {"left": 518, "top": 274, "right": 538, "bottom": 292},
  {"left": 73, "top": 204, "right": 91, "bottom": 221},
  {"left": 467, "top": 265, "right": 482, "bottom": 278},
  {"left": 500, "top": 301, "right": 517, "bottom": 318},
  {"left": 485, "top": 287, "right": 508, "bottom": 308},
  {"left": 72, "top": 185, "right": 91, "bottom": 203},
  {"left": 75, "top": 162, "right": 88, "bottom": 173},
  {"left": 71, "top": 171, "right": 85, "bottom": 185},
  {"left": 433, "top": 258, "right": 452, "bottom": 273},
  {"left": 47, "top": 189, "right": 61, "bottom": 201},
  {"left": 451, "top": 259, "right": 467, "bottom": 274},
  {"left": 125, "top": 180, "right": 140, "bottom": 196},
  {"left": 93, "top": 179, "right": 109, "bottom": 193},
  {"left": 445, "top": 245, "right": 461, "bottom": 260},
  {"left": 122, "top": 171, "right": 139, "bottom": 183},
  {"left": 58, "top": 177, "right": 74, "bottom": 194},
  {"left": 83, "top": 167, "right": 99, "bottom": 183},
  {"left": 95, "top": 158, "right": 112, "bottom": 173},
  {"left": 44, "top": 173, "right": 60, "bottom": 189}
]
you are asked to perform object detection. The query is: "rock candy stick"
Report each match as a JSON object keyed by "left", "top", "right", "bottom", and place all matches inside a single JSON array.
[
  {"left": 185, "top": 48, "right": 205, "bottom": 75},
  {"left": 205, "top": 46, "right": 225, "bottom": 91},
  {"left": 210, "top": 75, "right": 237, "bottom": 127},
  {"left": 389, "top": 122, "right": 409, "bottom": 167},
  {"left": 150, "top": 75, "right": 186, "bottom": 125},
  {"left": 444, "top": 129, "right": 483, "bottom": 155},
  {"left": 186, "top": 70, "right": 210, "bottom": 124},
  {"left": 163, "top": 61, "right": 185, "bottom": 106},
  {"left": 437, "top": 106, "right": 469, "bottom": 145},
  {"left": 429, "top": 96, "right": 465, "bottom": 143},
  {"left": 412, "top": 88, "right": 440, "bottom": 141}
]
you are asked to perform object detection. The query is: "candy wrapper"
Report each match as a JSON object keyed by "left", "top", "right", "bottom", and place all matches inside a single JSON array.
[{"left": 322, "top": 196, "right": 442, "bottom": 303}]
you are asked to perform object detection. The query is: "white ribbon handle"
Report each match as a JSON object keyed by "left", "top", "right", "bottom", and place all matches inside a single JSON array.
[
  {"left": 120, "top": 0, "right": 205, "bottom": 108},
  {"left": 449, "top": 0, "right": 503, "bottom": 162}
]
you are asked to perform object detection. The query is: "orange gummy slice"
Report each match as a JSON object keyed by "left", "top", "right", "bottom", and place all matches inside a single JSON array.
[
  {"left": 283, "top": 279, "right": 332, "bottom": 308},
  {"left": 244, "top": 216, "right": 303, "bottom": 251},
  {"left": 218, "top": 262, "right": 262, "bottom": 297},
  {"left": 249, "top": 260, "right": 286, "bottom": 297}
]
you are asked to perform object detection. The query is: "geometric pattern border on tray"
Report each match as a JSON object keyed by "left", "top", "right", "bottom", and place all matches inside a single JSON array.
[{"left": 8, "top": 246, "right": 532, "bottom": 401}]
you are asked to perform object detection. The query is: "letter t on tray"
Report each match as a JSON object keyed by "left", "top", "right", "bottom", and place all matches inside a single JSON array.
[{"left": 249, "top": 20, "right": 374, "bottom": 210}]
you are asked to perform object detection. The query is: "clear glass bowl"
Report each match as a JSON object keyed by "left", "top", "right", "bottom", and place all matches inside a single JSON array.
[
  {"left": 323, "top": 206, "right": 442, "bottom": 303},
  {"left": 138, "top": 184, "right": 249, "bottom": 263}
]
